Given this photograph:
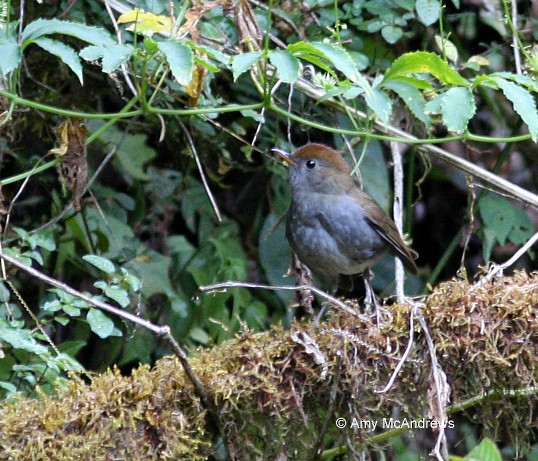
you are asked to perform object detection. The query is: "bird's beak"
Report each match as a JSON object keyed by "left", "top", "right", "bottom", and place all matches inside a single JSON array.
[{"left": 271, "top": 147, "right": 295, "bottom": 166}]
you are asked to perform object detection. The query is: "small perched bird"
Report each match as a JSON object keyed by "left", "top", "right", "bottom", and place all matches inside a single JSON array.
[{"left": 273, "top": 143, "right": 418, "bottom": 291}]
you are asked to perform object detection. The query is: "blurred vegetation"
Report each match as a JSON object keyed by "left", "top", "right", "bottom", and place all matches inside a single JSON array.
[{"left": 0, "top": 0, "right": 537, "bottom": 458}]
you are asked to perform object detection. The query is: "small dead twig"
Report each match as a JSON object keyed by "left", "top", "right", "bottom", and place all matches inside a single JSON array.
[
  {"left": 418, "top": 313, "right": 449, "bottom": 461},
  {"left": 478, "top": 230, "right": 538, "bottom": 286},
  {"left": 377, "top": 301, "right": 420, "bottom": 393},
  {"left": 199, "top": 280, "right": 360, "bottom": 318},
  {"left": 179, "top": 121, "right": 222, "bottom": 222}
]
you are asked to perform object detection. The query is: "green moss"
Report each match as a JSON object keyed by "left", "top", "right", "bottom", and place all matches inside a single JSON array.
[{"left": 0, "top": 271, "right": 537, "bottom": 459}]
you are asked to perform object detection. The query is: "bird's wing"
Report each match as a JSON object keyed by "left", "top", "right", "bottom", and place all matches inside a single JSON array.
[
  {"left": 317, "top": 192, "right": 419, "bottom": 275},
  {"left": 360, "top": 194, "right": 419, "bottom": 275}
]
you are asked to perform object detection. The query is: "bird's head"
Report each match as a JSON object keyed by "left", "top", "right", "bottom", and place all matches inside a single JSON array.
[{"left": 272, "top": 143, "right": 353, "bottom": 195}]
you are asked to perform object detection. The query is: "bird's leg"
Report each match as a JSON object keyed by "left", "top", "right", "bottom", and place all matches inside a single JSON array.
[{"left": 363, "top": 269, "right": 382, "bottom": 325}]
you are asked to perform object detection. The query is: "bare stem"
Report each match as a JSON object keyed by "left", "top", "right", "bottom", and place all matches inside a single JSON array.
[{"left": 199, "top": 280, "right": 360, "bottom": 318}]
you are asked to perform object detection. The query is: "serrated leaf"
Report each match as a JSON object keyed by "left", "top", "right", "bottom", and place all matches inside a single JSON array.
[
  {"left": 465, "top": 438, "right": 502, "bottom": 461},
  {"left": 102, "top": 44, "right": 134, "bottom": 73},
  {"left": 269, "top": 49, "right": 299, "bottom": 83},
  {"left": 384, "top": 51, "right": 468, "bottom": 86},
  {"left": 416, "top": 0, "right": 440, "bottom": 26},
  {"left": 364, "top": 88, "right": 392, "bottom": 124},
  {"left": 496, "top": 78, "right": 538, "bottom": 141},
  {"left": 478, "top": 194, "right": 514, "bottom": 259},
  {"left": 22, "top": 18, "right": 114, "bottom": 46},
  {"left": 86, "top": 308, "right": 115, "bottom": 339},
  {"left": 382, "top": 80, "right": 431, "bottom": 126},
  {"left": 33, "top": 37, "right": 83, "bottom": 84},
  {"left": 310, "top": 42, "right": 359, "bottom": 83},
  {"left": 0, "top": 40, "right": 21, "bottom": 76},
  {"left": 81, "top": 44, "right": 134, "bottom": 73},
  {"left": 492, "top": 71, "right": 538, "bottom": 92},
  {"left": 157, "top": 40, "right": 194, "bottom": 85},
  {"left": 287, "top": 42, "right": 336, "bottom": 76},
  {"left": 508, "top": 206, "right": 534, "bottom": 244},
  {"left": 79, "top": 45, "right": 103, "bottom": 61},
  {"left": 83, "top": 254, "right": 116, "bottom": 273},
  {"left": 231, "top": 51, "right": 263, "bottom": 81},
  {"left": 440, "top": 86, "right": 476, "bottom": 133},
  {"left": 381, "top": 25, "right": 403, "bottom": 44}
]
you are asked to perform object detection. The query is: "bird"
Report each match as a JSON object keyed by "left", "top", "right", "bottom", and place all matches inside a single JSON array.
[{"left": 272, "top": 143, "right": 418, "bottom": 292}]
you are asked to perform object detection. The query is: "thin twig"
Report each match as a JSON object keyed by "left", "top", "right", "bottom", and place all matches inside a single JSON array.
[
  {"left": 511, "top": 0, "right": 522, "bottom": 75},
  {"left": 390, "top": 140, "right": 405, "bottom": 300},
  {"left": 199, "top": 280, "right": 360, "bottom": 318},
  {"left": 104, "top": 0, "right": 138, "bottom": 96},
  {"left": 478, "top": 230, "right": 538, "bottom": 285},
  {"left": 377, "top": 301, "right": 419, "bottom": 393},
  {"left": 417, "top": 313, "right": 449, "bottom": 461},
  {"left": 2, "top": 158, "right": 36, "bottom": 240},
  {"left": 179, "top": 121, "right": 222, "bottom": 222}
]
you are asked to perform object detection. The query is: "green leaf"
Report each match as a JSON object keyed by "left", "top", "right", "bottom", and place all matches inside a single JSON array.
[
  {"left": 79, "top": 45, "right": 103, "bottom": 61},
  {"left": 309, "top": 42, "right": 359, "bottom": 83},
  {"left": 507, "top": 207, "right": 534, "bottom": 244},
  {"left": 477, "top": 194, "right": 534, "bottom": 260},
  {"left": 114, "top": 133, "right": 157, "bottom": 180},
  {"left": 27, "top": 231, "right": 56, "bottom": 251},
  {"left": 104, "top": 285, "right": 130, "bottom": 308},
  {"left": 83, "top": 255, "right": 116, "bottom": 274},
  {"left": 189, "top": 327, "right": 210, "bottom": 345},
  {"left": 287, "top": 41, "right": 363, "bottom": 84},
  {"left": 381, "top": 25, "right": 403, "bottom": 44},
  {"left": 496, "top": 78, "right": 538, "bottom": 142},
  {"left": 157, "top": 40, "right": 194, "bottom": 86},
  {"left": 491, "top": 71, "right": 538, "bottom": 93},
  {"left": 382, "top": 80, "right": 431, "bottom": 126},
  {"left": 231, "top": 51, "right": 263, "bottom": 81},
  {"left": 0, "top": 325, "right": 49, "bottom": 355},
  {"left": 416, "top": 0, "right": 440, "bottom": 26},
  {"left": 102, "top": 44, "right": 134, "bottom": 73},
  {"left": 22, "top": 18, "right": 114, "bottom": 46},
  {"left": 479, "top": 194, "right": 513, "bottom": 246},
  {"left": 464, "top": 438, "right": 502, "bottom": 461},
  {"left": 440, "top": 86, "right": 476, "bottom": 133},
  {"left": 384, "top": 51, "right": 468, "bottom": 86},
  {"left": 80, "top": 44, "right": 134, "bottom": 74},
  {"left": 86, "top": 308, "right": 115, "bottom": 339},
  {"left": 33, "top": 37, "right": 83, "bottom": 84},
  {"left": 269, "top": 49, "right": 300, "bottom": 84},
  {"left": 355, "top": 140, "right": 391, "bottom": 211},
  {"left": 435, "top": 35, "right": 459, "bottom": 63},
  {"left": 364, "top": 88, "right": 392, "bottom": 125},
  {"left": 258, "top": 213, "right": 293, "bottom": 304},
  {"left": 0, "top": 40, "right": 21, "bottom": 76}
]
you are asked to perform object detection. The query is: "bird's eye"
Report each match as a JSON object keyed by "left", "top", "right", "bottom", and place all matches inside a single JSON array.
[{"left": 305, "top": 160, "right": 316, "bottom": 169}]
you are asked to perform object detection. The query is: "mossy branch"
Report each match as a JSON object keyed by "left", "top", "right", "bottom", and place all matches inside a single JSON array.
[{"left": 0, "top": 270, "right": 536, "bottom": 460}]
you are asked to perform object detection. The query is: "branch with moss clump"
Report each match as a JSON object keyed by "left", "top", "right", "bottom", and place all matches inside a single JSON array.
[{"left": 0, "top": 271, "right": 537, "bottom": 460}]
